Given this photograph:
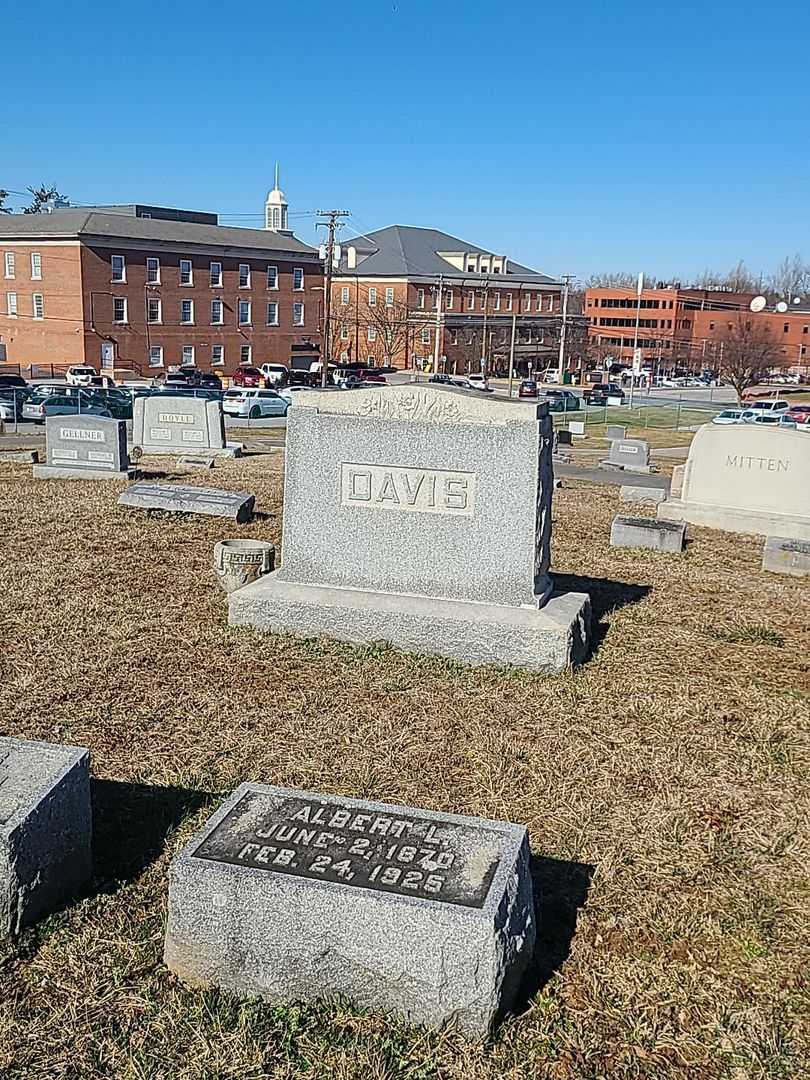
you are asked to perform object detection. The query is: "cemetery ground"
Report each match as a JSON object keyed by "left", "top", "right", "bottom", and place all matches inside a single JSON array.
[{"left": 1, "top": 453, "right": 808, "bottom": 1080}]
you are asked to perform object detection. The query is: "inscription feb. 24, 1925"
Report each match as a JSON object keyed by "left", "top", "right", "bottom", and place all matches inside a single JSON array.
[{"left": 193, "top": 792, "right": 504, "bottom": 908}]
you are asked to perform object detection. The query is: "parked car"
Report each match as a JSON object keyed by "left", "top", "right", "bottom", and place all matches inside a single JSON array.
[
  {"left": 0, "top": 383, "right": 29, "bottom": 420},
  {"left": 518, "top": 379, "right": 538, "bottom": 399},
  {"left": 745, "top": 399, "right": 790, "bottom": 415},
  {"left": 163, "top": 366, "right": 222, "bottom": 390},
  {"left": 466, "top": 374, "right": 493, "bottom": 392},
  {"left": 223, "top": 388, "right": 289, "bottom": 418},
  {"left": 544, "top": 390, "right": 581, "bottom": 413},
  {"left": 231, "top": 366, "right": 264, "bottom": 388},
  {"left": 65, "top": 365, "right": 97, "bottom": 386},
  {"left": 749, "top": 413, "right": 784, "bottom": 425},
  {"left": 87, "top": 375, "right": 117, "bottom": 389},
  {"left": 279, "top": 385, "right": 318, "bottom": 405},
  {"left": 356, "top": 369, "right": 387, "bottom": 383},
  {"left": 712, "top": 409, "right": 745, "bottom": 425},
  {"left": 24, "top": 390, "right": 113, "bottom": 423},
  {"left": 0, "top": 373, "right": 28, "bottom": 390},
  {"left": 258, "top": 363, "right": 289, "bottom": 387},
  {"left": 428, "top": 374, "right": 455, "bottom": 385},
  {"left": 540, "top": 368, "right": 561, "bottom": 384},
  {"left": 785, "top": 404, "right": 810, "bottom": 425},
  {"left": 586, "top": 383, "right": 625, "bottom": 405}
]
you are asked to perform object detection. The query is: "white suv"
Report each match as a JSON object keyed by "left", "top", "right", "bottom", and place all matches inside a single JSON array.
[{"left": 66, "top": 365, "right": 96, "bottom": 386}]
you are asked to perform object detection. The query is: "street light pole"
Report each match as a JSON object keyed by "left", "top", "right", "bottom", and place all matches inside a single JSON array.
[{"left": 629, "top": 271, "right": 643, "bottom": 409}]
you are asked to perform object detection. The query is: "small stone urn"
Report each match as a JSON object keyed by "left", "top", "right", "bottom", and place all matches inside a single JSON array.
[{"left": 213, "top": 539, "right": 275, "bottom": 594}]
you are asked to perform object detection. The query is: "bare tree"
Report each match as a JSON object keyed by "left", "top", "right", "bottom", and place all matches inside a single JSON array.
[
  {"left": 767, "top": 254, "right": 810, "bottom": 304},
  {"left": 716, "top": 318, "right": 785, "bottom": 403},
  {"left": 23, "top": 184, "right": 67, "bottom": 214},
  {"left": 586, "top": 272, "right": 658, "bottom": 289},
  {"left": 690, "top": 260, "right": 761, "bottom": 293},
  {"left": 337, "top": 298, "right": 412, "bottom": 368}
]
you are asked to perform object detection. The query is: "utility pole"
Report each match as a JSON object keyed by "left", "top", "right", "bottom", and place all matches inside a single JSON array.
[
  {"left": 507, "top": 313, "right": 517, "bottom": 397},
  {"left": 316, "top": 209, "right": 349, "bottom": 388},
  {"left": 629, "top": 271, "right": 644, "bottom": 409},
  {"left": 480, "top": 278, "right": 490, "bottom": 378},
  {"left": 432, "top": 274, "right": 444, "bottom": 375},
  {"left": 557, "top": 275, "right": 573, "bottom": 378}
]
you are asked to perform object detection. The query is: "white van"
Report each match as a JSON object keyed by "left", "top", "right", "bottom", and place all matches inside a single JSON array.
[{"left": 746, "top": 399, "right": 789, "bottom": 414}]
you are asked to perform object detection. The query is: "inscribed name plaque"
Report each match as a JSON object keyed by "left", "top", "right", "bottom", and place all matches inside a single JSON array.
[
  {"left": 119, "top": 481, "right": 255, "bottom": 523},
  {"left": 132, "top": 394, "right": 241, "bottom": 458},
  {"left": 603, "top": 437, "right": 651, "bottom": 474},
  {"left": 229, "top": 385, "right": 590, "bottom": 672},
  {"left": 658, "top": 425, "right": 810, "bottom": 539},
  {"left": 0, "top": 737, "right": 92, "bottom": 936},
  {"left": 33, "top": 414, "right": 132, "bottom": 480},
  {"left": 164, "top": 783, "right": 535, "bottom": 1037}
]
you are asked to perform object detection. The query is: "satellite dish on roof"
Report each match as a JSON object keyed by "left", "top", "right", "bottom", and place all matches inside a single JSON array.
[
  {"left": 750, "top": 295, "right": 767, "bottom": 312},
  {"left": 776, "top": 301, "right": 789, "bottom": 313}
]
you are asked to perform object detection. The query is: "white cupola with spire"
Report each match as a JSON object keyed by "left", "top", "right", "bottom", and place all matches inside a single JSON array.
[{"left": 265, "top": 163, "right": 290, "bottom": 233}]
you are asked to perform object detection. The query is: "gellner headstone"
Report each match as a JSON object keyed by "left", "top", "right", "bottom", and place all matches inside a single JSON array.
[
  {"left": 658, "top": 425, "right": 810, "bottom": 539},
  {"left": 229, "top": 386, "right": 590, "bottom": 672},
  {"left": 119, "top": 482, "right": 255, "bottom": 523},
  {"left": 132, "top": 394, "right": 241, "bottom": 458},
  {"left": 164, "top": 783, "right": 535, "bottom": 1037},
  {"left": 0, "top": 737, "right": 92, "bottom": 936},
  {"left": 33, "top": 415, "right": 133, "bottom": 480}
]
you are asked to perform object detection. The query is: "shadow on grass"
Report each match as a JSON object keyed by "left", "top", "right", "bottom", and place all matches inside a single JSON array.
[
  {"left": 552, "top": 572, "right": 651, "bottom": 658},
  {"left": 513, "top": 855, "right": 595, "bottom": 1015},
  {"left": 91, "top": 778, "right": 213, "bottom": 890}
]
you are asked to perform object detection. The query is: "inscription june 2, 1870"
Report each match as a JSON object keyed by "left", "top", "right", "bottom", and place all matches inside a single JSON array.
[
  {"left": 340, "top": 463, "right": 477, "bottom": 518},
  {"left": 192, "top": 791, "right": 504, "bottom": 908}
]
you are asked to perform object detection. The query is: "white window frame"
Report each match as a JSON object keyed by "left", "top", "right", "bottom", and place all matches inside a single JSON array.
[
  {"left": 267, "top": 301, "right": 279, "bottom": 326},
  {"left": 240, "top": 344, "right": 252, "bottom": 364},
  {"left": 6, "top": 291, "right": 18, "bottom": 316},
  {"left": 180, "top": 259, "right": 194, "bottom": 286},
  {"left": 368, "top": 287, "right": 377, "bottom": 307},
  {"left": 210, "top": 298, "right": 223, "bottom": 325},
  {"left": 3, "top": 252, "right": 14, "bottom": 279},
  {"left": 211, "top": 344, "right": 225, "bottom": 366},
  {"left": 32, "top": 294, "right": 44, "bottom": 320},
  {"left": 536, "top": 293, "right": 542, "bottom": 312},
  {"left": 149, "top": 345, "right": 164, "bottom": 368},
  {"left": 506, "top": 292, "right": 513, "bottom": 311},
  {"left": 181, "top": 345, "right": 195, "bottom": 367},
  {"left": 293, "top": 267, "right": 304, "bottom": 291},
  {"left": 341, "top": 286, "right": 350, "bottom": 306},
  {"left": 445, "top": 290, "right": 454, "bottom": 309},
  {"left": 421, "top": 327, "right": 431, "bottom": 345},
  {"left": 494, "top": 293, "right": 501, "bottom": 310},
  {"left": 239, "top": 263, "right": 251, "bottom": 288},
  {"left": 112, "top": 296, "right": 128, "bottom": 324},
  {"left": 385, "top": 287, "right": 394, "bottom": 307},
  {"left": 111, "top": 254, "right": 126, "bottom": 283},
  {"left": 417, "top": 288, "right": 425, "bottom": 309},
  {"left": 30, "top": 252, "right": 42, "bottom": 280},
  {"left": 238, "top": 299, "right": 251, "bottom": 326},
  {"left": 547, "top": 295, "right": 554, "bottom": 311},
  {"left": 524, "top": 293, "right": 531, "bottom": 311},
  {"left": 146, "top": 256, "right": 160, "bottom": 284},
  {"left": 209, "top": 261, "right": 221, "bottom": 287},
  {"left": 266, "top": 265, "right": 278, "bottom": 289},
  {"left": 367, "top": 326, "right": 377, "bottom": 342},
  {"left": 467, "top": 291, "right": 475, "bottom": 310},
  {"left": 146, "top": 297, "right": 162, "bottom": 324},
  {"left": 180, "top": 299, "right": 194, "bottom": 325},
  {"left": 293, "top": 301, "right": 305, "bottom": 326},
  {"left": 340, "top": 323, "right": 349, "bottom": 339}
]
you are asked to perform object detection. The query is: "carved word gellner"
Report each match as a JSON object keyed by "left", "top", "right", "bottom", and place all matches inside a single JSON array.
[{"left": 341, "top": 463, "right": 476, "bottom": 517}]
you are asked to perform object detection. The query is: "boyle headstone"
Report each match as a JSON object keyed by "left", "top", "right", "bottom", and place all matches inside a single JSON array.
[
  {"left": 0, "top": 737, "right": 92, "bottom": 936},
  {"left": 119, "top": 481, "right": 255, "bottom": 522},
  {"left": 132, "top": 394, "right": 241, "bottom": 458},
  {"left": 229, "top": 385, "right": 590, "bottom": 672},
  {"left": 164, "top": 783, "right": 535, "bottom": 1037},
  {"left": 658, "top": 425, "right": 810, "bottom": 539},
  {"left": 33, "top": 414, "right": 133, "bottom": 480}
]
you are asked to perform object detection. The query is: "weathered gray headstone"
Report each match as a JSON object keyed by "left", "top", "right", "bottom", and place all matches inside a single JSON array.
[
  {"left": 556, "top": 429, "right": 573, "bottom": 447},
  {"left": 164, "top": 783, "right": 535, "bottom": 1037},
  {"left": 762, "top": 536, "right": 810, "bottom": 577},
  {"left": 606, "top": 424, "right": 627, "bottom": 441},
  {"left": 0, "top": 449, "right": 39, "bottom": 463},
  {"left": 620, "top": 485, "right": 666, "bottom": 506},
  {"left": 119, "top": 482, "right": 255, "bottom": 522},
  {"left": 0, "top": 737, "right": 92, "bottom": 936},
  {"left": 229, "top": 385, "right": 590, "bottom": 672},
  {"left": 178, "top": 455, "right": 215, "bottom": 470},
  {"left": 603, "top": 438, "right": 652, "bottom": 474},
  {"left": 33, "top": 415, "right": 133, "bottom": 480},
  {"left": 610, "top": 514, "right": 686, "bottom": 553},
  {"left": 132, "top": 394, "right": 241, "bottom": 458}
]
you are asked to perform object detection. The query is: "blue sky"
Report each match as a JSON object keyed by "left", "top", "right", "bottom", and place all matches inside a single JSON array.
[{"left": 3, "top": 1, "right": 807, "bottom": 281}]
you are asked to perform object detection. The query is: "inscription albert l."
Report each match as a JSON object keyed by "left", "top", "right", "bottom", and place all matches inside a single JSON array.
[
  {"left": 193, "top": 792, "right": 503, "bottom": 908},
  {"left": 341, "top": 463, "right": 477, "bottom": 518}
]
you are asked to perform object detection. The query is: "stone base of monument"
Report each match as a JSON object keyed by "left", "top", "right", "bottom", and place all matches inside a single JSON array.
[
  {"left": 164, "top": 783, "right": 535, "bottom": 1038},
  {"left": 0, "top": 737, "right": 92, "bottom": 936},
  {"left": 762, "top": 536, "right": 810, "bottom": 577},
  {"left": 0, "top": 449, "right": 39, "bottom": 463},
  {"left": 620, "top": 485, "right": 666, "bottom": 506},
  {"left": 33, "top": 463, "right": 137, "bottom": 481},
  {"left": 228, "top": 573, "right": 591, "bottom": 673},
  {"left": 136, "top": 441, "right": 243, "bottom": 459},
  {"left": 658, "top": 498, "right": 810, "bottom": 541},
  {"left": 610, "top": 515, "right": 686, "bottom": 553}
]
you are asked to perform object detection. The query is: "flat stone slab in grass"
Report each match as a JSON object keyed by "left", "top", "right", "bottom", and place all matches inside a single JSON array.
[
  {"left": 0, "top": 737, "right": 92, "bottom": 936},
  {"left": 762, "top": 536, "right": 810, "bottom": 577},
  {"left": 610, "top": 514, "right": 686, "bottom": 553},
  {"left": 0, "top": 449, "right": 39, "bottom": 463},
  {"left": 119, "top": 482, "right": 255, "bottom": 523},
  {"left": 620, "top": 485, "right": 666, "bottom": 506},
  {"left": 164, "top": 783, "right": 535, "bottom": 1038}
]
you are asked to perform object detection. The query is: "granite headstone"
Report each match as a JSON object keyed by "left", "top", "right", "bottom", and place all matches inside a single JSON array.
[
  {"left": 762, "top": 536, "right": 810, "bottom": 577},
  {"left": 119, "top": 482, "right": 255, "bottom": 522},
  {"left": 33, "top": 414, "right": 133, "bottom": 480},
  {"left": 164, "top": 783, "right": 535, "bottom": 1037},
  {"left": 610, "top": 514, "right": 686, "bottom": 553},
  {"left": 132, "top": 394, "right": 241, "bottom": 458},
  {"left": 0, "top": 737, "right": 92, "bottom": 936},
  {"left": 229, "top": 385, "right": 590, "bottom": 672},
  {"left": 603, "top": 438, "right": 652, "bottom": 474}
]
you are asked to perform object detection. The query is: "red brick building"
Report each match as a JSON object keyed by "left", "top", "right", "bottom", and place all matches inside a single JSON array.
[
  {"left": 331, "top": 226, "right": 565, "bottom": 375},
  {"left": 586, "top": 285, "right": 810, "bottom": 376},
  {"left": 0, "top": 204, "right": 322, "bottom": 377}
]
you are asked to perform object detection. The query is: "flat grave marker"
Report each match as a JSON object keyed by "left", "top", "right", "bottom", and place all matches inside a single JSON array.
[
  {"left": 164, "top": 783, "right": 535, "bottom": 1037},
  {"left": 762, "top": 536, "right": 810, "bottom": 577},
  {"left": 119, "top": 482, "right": 255, "bottom": 522}
]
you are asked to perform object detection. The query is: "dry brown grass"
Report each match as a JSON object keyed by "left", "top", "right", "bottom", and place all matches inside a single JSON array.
[{"left": 0, "top": 452, "right": 808, "bottom": 1080}]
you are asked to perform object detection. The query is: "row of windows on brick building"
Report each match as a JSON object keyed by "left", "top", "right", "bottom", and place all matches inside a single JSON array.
[
  {"left": 110, "top": 297, "right": 305, "bottom": 327},
  {"left": 5, "top": 292, "right": 44, "bottom": 318},
  {"left": 111, "top": 255, "right": 306, "bottom": 290},
  {"left": 3, "top": 252, "right": 42, "bottom": 280},
  {"left": 147, "top": 343, "right": 260, "bottom": 368},
  {"left": 341, "top": 286, "right": 556, "bottom": 313}
]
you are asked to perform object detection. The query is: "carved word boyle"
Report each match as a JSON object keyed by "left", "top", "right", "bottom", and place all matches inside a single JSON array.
[
  {"left": 725, "top": 455, "right": 789, "bottom": 472},
  {"left": 158, "top": 413, "right": 196, "bottom": 425},
  {"left": 340, "top": 463, "right": 477, "bottom": 517}
]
